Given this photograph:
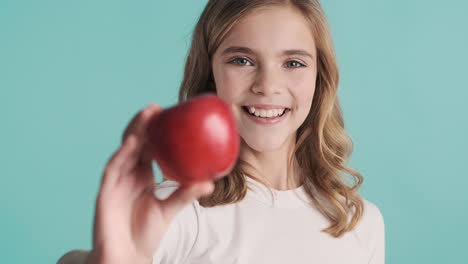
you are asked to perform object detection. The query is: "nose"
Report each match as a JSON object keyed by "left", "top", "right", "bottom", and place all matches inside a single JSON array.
[{"left": 251, "top": 65, "right": 282, "bottom": 96}]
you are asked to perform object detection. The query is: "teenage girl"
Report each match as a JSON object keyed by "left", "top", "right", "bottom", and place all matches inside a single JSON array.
[{"left": 58, "top": 0, "right": 385, "bottom": 263}]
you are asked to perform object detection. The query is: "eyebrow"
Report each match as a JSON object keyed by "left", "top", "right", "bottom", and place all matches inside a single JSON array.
[{"left": 221, "top": 46, "right": 314, "bottom": 60}]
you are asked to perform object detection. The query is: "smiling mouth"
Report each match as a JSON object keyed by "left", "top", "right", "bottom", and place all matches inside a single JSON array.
[{"left": 241, "top": 106, "right": 291, "bottom": 118}]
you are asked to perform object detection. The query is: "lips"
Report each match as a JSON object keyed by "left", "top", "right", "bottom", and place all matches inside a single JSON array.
[
  {"left": 242, "top": 104, "right": 291, "bottom": 110},
  {"left": 241, "top": 105, "right": 290, "bottom": 125}
]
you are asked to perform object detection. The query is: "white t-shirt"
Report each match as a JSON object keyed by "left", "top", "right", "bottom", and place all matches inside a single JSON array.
[{"left": 57, "top": 177, "right": 385, "bottom": 264}]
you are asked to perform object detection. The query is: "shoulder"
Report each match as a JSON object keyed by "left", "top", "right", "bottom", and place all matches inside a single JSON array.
[
  {"left": 358, "top": 199, "right": 385, "bottom": 234},
  {"left": 352, "top": 199, "right": 385, "bottom": 252},
  {"left": 361, "top": 199, "right": 385, "bottom": 226},
  {"left": 360, "top": 199, "right": 386, "bottom": 262}
]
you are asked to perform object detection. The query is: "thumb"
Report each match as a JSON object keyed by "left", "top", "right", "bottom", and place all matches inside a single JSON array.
[{"left": 158, "top": 181, "right": 214, "bottom": 221}]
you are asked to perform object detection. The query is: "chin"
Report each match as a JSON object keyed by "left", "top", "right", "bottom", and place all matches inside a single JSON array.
[{"left": 241, "top": 133, "right": 287, "bottom": 153}]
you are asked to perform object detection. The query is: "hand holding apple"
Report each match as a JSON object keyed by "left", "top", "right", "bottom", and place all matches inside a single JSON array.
[{"left": 82, "top": 104, "right": 216, "bottom": 264}]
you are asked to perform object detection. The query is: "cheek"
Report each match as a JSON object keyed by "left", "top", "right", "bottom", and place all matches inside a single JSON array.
[
  {"left": 291, "top": 72, "right": 316, "bottom": 99},
  {"left": 297, "top": 84, "right": 315, "bottom": 105},
  {"left": 213, "top": 70, "right": 248, "bottom": 125},
  {"left": 214, "top": 69, "right": 250, "bottom": 102},
  {"left": 291, "top": 75, "right": 316, "bottom": 120}
]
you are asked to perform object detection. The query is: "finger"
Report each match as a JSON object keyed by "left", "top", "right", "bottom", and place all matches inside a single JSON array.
[
  {"left": 119, "top": 139, "right": 146, "bottom": 175},
  {"left": 101, "top": 135, "right": 140, "bottom": 190},
  {"left": 119, "top": 106, "right": 162, "bottom": 182},
  {"left": 138, "top": 143, "right": 154, "bottom": 169},
  {"left": 99, "top": 104, "right": 161, "bottom": 197},
  {"left": 118, "top": 149, "right": 155, "bottom": 196},
  {"left": 116, "top": 104, "right": 161, "bottom": 176},
  {"left": 158, "top": 181, "right": 214, "bottom": 221},
  {"left": 121, "top": 144, "right": 155, "bottom": 189},
  {"left": 122, "top": 103, "right": 162, "bottom": 144}
]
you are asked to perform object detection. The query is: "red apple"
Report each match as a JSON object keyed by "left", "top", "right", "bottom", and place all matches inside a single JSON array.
[{"left": 146, "top": 94, "right": 240, "bottom": 186}]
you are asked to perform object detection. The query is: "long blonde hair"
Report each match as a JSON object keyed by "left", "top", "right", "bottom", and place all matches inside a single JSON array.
[{"left": 169, "top": 0, "right": 364, "bottom": 238}]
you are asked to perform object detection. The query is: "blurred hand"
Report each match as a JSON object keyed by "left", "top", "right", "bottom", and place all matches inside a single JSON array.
[{"left": 86, "top": 103, "right": 214, "bottom": 264}]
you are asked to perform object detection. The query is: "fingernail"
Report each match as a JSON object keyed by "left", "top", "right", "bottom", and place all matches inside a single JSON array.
[{"left": 143, "top": 104, "right": 156, "bottom": 116}]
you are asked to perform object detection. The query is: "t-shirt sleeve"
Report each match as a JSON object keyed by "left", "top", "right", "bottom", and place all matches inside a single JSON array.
[
  {"left": 366, "top": 202, "right": 386, "bottom": 264},
  {"left": 152, "top": 180, "right": 200, "bottom": 264}
]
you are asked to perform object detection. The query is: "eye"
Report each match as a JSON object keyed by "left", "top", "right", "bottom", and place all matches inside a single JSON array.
[
  {"left": 285, "top": 60, "right": 305, "bottom": 68},
  {"left": 230, "top": 57, "right": 253, "bottom": 66}
]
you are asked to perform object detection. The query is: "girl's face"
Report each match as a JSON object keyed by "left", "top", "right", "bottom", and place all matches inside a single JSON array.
[{"left": 211, "top": 5, "right": 318, "bottom": 152}]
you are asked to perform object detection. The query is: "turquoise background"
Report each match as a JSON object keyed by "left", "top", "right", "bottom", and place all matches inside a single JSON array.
[{"left": 1, "top": 0, "right": 467, "bottom": 263}]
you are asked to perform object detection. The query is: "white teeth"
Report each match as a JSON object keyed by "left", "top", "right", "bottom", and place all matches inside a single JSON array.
[{"left": 245, "top": 106, "right": 287, "bottom": 118}]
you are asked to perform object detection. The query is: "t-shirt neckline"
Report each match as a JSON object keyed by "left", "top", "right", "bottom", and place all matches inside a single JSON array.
[{"left": 244, "top": 176, "right": 311, "bottom": 209}]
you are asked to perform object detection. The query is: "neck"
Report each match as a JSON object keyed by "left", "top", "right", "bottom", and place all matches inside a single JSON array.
[{"left": 239, "top": 134, "right": 303, "bottom": 191}]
